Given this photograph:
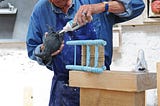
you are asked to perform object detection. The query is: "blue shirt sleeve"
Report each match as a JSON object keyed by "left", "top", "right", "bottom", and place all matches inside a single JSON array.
[
  {"left": 26, "top": 6, "right": 49, "bottom": 65},
  {"left": 26, "top": 10, "right": 42, "bottom": 59},
  {"left": 34, "top": 44, "right": 45, "bottom": 65},
  {"left": 113, "top": 0, "right": 145, "bottom": 23}
]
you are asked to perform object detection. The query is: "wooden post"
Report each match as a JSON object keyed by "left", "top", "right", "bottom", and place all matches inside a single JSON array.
[
  {"left": 24, "top": 87, "right": 33, "bottom": 106},
  {"left": 157, "top": 63, "right": 160, "bottom": 106},
  {"left": 80, "top": 89, "right": 145, "bottom": 106},
  {"left": 69, "top": 71, "right": 156, "bottom": 106}
]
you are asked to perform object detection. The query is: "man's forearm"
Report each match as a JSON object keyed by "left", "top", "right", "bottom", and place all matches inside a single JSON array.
[
  {"left": 108, "top": 1, "right": 125, "bottom": 14},
  {"left": 90, "top": 1, "right": 125, "bottom": 14},
  {"left": 74, "top": 0, "right": 126, "bottom": 25}
]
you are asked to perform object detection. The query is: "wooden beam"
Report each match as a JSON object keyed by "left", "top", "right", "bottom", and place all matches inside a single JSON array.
[
  {"left": 157, "top": 63, "right": 160, "bottom": 106},
  {"left": 0, "top": 41, "right": 25, "bottom": 49},
  {"left": 69, "top": 71, "right": 156, "bottom": 92},
  {"left": 24, "top": 87, "right": 33, "bottom": 106},
  {"left": 80, "top": 88, "right": 145, "bottom": 106}
]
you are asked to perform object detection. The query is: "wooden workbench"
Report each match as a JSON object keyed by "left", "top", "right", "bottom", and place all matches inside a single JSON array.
[{"left": 69, "top": 71, "right": 157, "bottom": 106}]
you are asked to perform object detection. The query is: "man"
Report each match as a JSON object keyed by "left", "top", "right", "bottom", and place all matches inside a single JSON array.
[{"left": 26, "top": 0, "right": 145, "bottom": 105}]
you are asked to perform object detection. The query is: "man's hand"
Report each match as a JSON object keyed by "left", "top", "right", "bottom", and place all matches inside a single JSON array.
[
  {"left": 74, "top": 3, "right": 105, "bottom": 25},
  {"left": 51, "top": 40, "right": 64, "bottom": 56},
  {"left": 74, "top": 1, "right": 125, "bottom": 25},
  {"left": 40, "top": 41, "right": 64, "bottom": 57}
]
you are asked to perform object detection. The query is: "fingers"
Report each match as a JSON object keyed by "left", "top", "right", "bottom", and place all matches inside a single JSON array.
[
  {"left": 74, "top": 4, "right": 93, "bottom": 25},
  {"left": 86, "top": 10, "right": 92, "bottom": 22},
  {"left": 40, "top": 44, "right": 45, "bottom": 51},
  {"left": 44, "top": 32, "right": 48, "bottom": 37},
  {"left": 51, "top": 50, "right": 61, "bottom": 56},
  {"left": 59, "top": 41, "right": 65, "bottom": 51},
  {"left": 41, "top": 32, "right": 48, "bottom": 51},
  {"left": 51, "top": 41, "right": 64, "bottom": 56}
]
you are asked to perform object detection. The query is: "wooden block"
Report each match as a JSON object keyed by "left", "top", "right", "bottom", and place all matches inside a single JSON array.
[
  {"left": 69, "top": 71, "right": 156, "bottom": 92},
  {"left": 157, "top": 63, "right": 160, "bottom": 106},
  {"left": 80, "top": 88, "right": 145, "bottom": 106},
  {"left": 24, "top": 87, "right": 33, "bottom": 106}
]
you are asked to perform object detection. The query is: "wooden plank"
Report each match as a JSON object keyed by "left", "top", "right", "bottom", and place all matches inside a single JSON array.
[
  {"left": 24, "top": 87, "right": 33, "bottom": 106},
  {"left": 80, "top": 88, "right": 145, "bottom": 106},
  {"left": 69, "top": 71, "right": 156, "bottom": 92},
  {"left": 0, "top": 41, "right": 25, "bottom": 49},
  {"left": 157, "top": 63, "right": 160, "bottom": 106}
]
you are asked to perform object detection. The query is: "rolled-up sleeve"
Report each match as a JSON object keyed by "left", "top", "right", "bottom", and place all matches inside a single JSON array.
[
  {"left": 114, "top": 0, "right": 145, "bottom": 23},
  {"left": 26, "top": 10, "right": 53, "bottom": 70},
  {"left": 26, "top": 9, "right": 44, "bottom": 65}
]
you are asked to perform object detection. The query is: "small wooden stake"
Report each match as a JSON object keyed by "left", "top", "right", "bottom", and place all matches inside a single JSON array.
[{"left": 24, "top": 87, "right": 33, "bottom": 106}]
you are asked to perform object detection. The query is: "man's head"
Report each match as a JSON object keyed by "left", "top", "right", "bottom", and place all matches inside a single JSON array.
[{"left": 49, "top": 0, "right": 72, "bottom": 9}]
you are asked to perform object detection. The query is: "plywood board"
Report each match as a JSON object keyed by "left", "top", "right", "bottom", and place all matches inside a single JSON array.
[
  {"left": 69, "top": 71, "right": 156, "bottom": 92},
  {"left": 80, "top": 88, "right": 145, "bottom": 106}
]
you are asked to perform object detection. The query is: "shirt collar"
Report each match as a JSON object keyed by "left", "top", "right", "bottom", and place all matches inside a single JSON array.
[{"left": 50, "top": 0, "right": 75, "bottom": 14}]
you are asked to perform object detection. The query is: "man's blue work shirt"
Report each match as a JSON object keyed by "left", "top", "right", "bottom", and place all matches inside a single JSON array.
[{"left": 26, "top": 0, "right": 145, "bottom": 106}]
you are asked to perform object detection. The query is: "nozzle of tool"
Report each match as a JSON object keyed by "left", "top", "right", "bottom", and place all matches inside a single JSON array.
[
  {"left": 59, "top": 16, "right": 93, "bottom": 34},
  {"left": 59, "top": 29, "right": 66, "bottom": 34}
]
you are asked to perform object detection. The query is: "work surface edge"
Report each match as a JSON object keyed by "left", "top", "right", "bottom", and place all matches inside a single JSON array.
[{"left": 69, "top": 70, "right": 157, "bottom": 92}]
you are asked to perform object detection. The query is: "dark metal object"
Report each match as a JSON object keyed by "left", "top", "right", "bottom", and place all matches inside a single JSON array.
[{"left": 35, "top": 29, "right": 64, "bottom": 64}]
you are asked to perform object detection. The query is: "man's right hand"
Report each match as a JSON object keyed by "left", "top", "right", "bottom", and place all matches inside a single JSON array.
[{"left": 51, "top": 40, "right": 64, "bottom": 56}]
